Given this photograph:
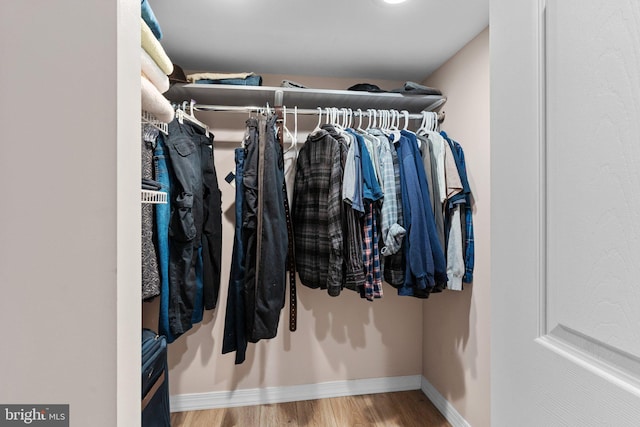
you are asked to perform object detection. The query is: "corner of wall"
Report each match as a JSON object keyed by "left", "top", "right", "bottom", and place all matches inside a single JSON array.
[{"left": 420, "top": 26, "right": 491, "bottom": 427}]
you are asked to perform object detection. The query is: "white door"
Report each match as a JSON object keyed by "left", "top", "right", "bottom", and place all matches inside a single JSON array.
[{"left": 492, "top": 0, "right": 640, "bottom": 425}]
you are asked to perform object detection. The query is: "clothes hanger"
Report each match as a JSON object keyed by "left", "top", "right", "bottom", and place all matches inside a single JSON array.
[
  {"left": 382, "top": 110, "right": 390, "bottom": 131},
  {"left": 334, "top": 108, "right": 343, "bottom": 131},
  {"left": 356, "top": 109, "right": 364, "bottom": 131},
  {"left": 389, "top": 110, "right": 398, "bottom": 131},
  {"left": 417, "top": 111, "right": 430, "bottom": 135},
  {"left": 293, "top": 106, "right": 298, "bottom": 146},
  {"left": 365, "top": 109, "right": 373, "bottom": 129},
  {"left": 175, "top": 100, "right": 211, "bottom": 137},
  {"left": 384, "top": 109, "right": 402, "bottom": 143},
  {"left": 282, "top": 105, "right": 297, "bottom": 154},
  {"left": 401, "top": 110, "right": 410, "bottom": 131},
  {"left": 312, "top": 107, "right": 323, "bottom": 134}
]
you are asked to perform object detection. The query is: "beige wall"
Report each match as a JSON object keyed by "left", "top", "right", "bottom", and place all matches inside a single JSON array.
[
  {"left": 143, "top": 74, "right": 426, "bottom": 395},
  {"left": 0, "top": 1, "right": 141, "bottom": 426},
  {"left": 422, "top": 28, "right": 491, "bottom": 427}
]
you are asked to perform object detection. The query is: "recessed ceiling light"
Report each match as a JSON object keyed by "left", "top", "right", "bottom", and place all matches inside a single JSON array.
[{"left": 383, "top": 0, "right": 408, "bottom": 4}]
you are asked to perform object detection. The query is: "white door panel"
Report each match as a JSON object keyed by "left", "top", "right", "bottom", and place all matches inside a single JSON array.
[
  {"left": 492, "top": 0, "right": 640, "bottom": 425},
  {"left": 546, "top": 0, "right": 640, "bottom": 359}
]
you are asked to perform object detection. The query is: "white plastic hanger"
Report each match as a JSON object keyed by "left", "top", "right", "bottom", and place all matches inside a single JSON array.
[
  {"left": 282, "top": 105, "right": 297, "bottom": 154},
  {"left": 417, "top": 111, "right": 430, "bottom": 135},
  {"left": 312, "top": 107, "right": 323, "bottom": 133},
  {"left": 341, "top": 108, "right": 349, "bottom": 129},
  {"left": 389, "top": 110, "right": 399, "bottom": 131},
  {"left": 401, "top": 110, "right": 410, "bottom": 130},
  {"left": 368, "top": 109, "right": 376, "bottom": 129},
  {"left": 175, "top": 101, "right": 211, "bottom": 137}
]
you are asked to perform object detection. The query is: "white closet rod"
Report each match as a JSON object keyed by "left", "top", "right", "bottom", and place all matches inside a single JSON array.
[{"left": 193, "top": 104, "right": 445, "bottom": 123}]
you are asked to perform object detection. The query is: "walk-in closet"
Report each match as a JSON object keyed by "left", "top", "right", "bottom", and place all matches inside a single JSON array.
[
  {"left": 138, "top": 1, "right": 490, "bottom": 426},
  {"left": 8, "top": 0, "right": 638, "bottom": 426}
]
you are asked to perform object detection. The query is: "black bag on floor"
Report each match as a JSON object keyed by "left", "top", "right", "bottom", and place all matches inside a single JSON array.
[{"left": 142, "top": 329, "right": 171, "bottom": 427}]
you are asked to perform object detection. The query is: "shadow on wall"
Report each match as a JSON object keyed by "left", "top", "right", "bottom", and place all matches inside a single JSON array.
[
  {"left": 143, "top": 140, "right": 425, "bottom": 394},
  {"left": 424, "top": 282, "right": 476, "bottom": 403}
]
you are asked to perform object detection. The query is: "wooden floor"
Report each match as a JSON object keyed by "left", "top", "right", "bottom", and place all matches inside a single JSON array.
[{"left": 170, "top": 390, "right": 451, "bottom": 427}]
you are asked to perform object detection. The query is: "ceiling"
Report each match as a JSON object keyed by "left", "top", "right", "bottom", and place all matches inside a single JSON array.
[{"left": 151, "top": 0, "right": 489, "bottom": 82}]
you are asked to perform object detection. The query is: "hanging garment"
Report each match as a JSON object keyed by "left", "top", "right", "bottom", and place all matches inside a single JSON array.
[
  {"left": 442, "top": 140, "right": 465, "bottom": 291},
  {"left": 163, "top": 119, "right": 222, "bottom": 338},
  {"left": 200, "top": 139, "right": 223, "bottom": 310},
  {"left": 322, "top": 124, "right": 365, "bottom": 292},
  {"left": 446, "top": 205, "right": 465, "bottom": 291},
  {"left": 383, "top": 135, "right": 406, "bottom": 288},
  {"left": 164, "top": 119, "right": 203, "bottom": 336},
  {"left": 222, "top": 147, "right": 248, "bottom": 364},
  {"left": 154, "top": 135, "right": 175, "bottom": 343},
  {"left": 395, "top": 132, "right": 447, "bottom": 298},
  {"left": 418, "top": 132, "right": 447, "bottom": 255},
  {"left": 346, "top": 129, "right": 383, "bottom": 301},
  {"left": 283, "top": 142, "right": 298, "bottom": 210},
  {"left": 345, "top": 128, "right": 384, "bottom": 300},
  {"left": 242, "top": 115, "right": 288, "bottom": 342},
  {"left": 294, "top": 128, "right": 346, "bottom": 296},
  {"left": 441, "top": 131, "right": 475, "bottom": 285},
  {"left": 369, "top": 129, "right": 405, "bottom": 257},
  {"left": 339, "top": 130, "right": 366, "bottom": 290},
  {"left": 402, "top": 130, "right": 447, "bottom": 293},
  {"left": 142, "top": 125, "right": 161, "bottom": 300},
  {"left": 361, "top": 201, "right": 383, "bottom": 300}
]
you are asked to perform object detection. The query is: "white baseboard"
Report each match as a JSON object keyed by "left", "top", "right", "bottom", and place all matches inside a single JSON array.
[
  {"left": 170, "top": 375, "right": 422, "bottom": 413},
  {"left": 421, "top": 376, "right": 472, "bottom": 427}
]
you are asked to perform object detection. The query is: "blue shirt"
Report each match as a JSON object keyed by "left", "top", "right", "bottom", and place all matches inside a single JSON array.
[
  {"left": 347, "top": 129, "right": 383, "bottom": 202},
  {"left": 396, "top": 134, "right": 434, "bottom": 296},
  {"left": 402, "top": 130, "right": 447, "bottom": 289}
]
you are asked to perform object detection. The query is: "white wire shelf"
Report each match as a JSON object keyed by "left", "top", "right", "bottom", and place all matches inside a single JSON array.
[
  {"left": 141, "top": 189, "right": 168, "bottom": 204},
  {"left": 141, "top": 110, "right": 169, "bottom": 135}
]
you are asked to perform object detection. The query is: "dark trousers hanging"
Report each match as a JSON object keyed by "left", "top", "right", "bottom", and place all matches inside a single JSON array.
[
  {"left": 200, "top": 138, "right": 223, "bottom": 310},
  {"left": 164, "top": 119, "right": 222, "bottom": 338},
  {"left": 242, "top": 115, "right": 288, "bottom": 342},
  {"left": 222, "top": 147, "right": 248, "bottom": 364}
]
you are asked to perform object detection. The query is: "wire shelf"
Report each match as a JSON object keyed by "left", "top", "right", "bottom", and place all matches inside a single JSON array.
[
  {"left": 141, "top": 110, "right": 169, "bottom": 135},
  {"left": 141, "top": 189, "right": 168, "bottom": 204}
]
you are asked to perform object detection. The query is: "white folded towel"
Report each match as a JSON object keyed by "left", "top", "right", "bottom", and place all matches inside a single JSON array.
[
  {"left": 187, "top": 72, "right": 255, "bottom": 82},
  {"left": 141, "top": 48, "right": 169, "bottom": 93},
  {"left": 141, "top": 75, "right": 174, "bottom": 123},
  {"left": 141, "top": 18, "right": 173, "bottom": 75}
]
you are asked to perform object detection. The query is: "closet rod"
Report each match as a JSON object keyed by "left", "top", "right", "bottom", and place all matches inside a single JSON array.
[{"left": 193, "top": 104, "right": 445, "bottom": 123}]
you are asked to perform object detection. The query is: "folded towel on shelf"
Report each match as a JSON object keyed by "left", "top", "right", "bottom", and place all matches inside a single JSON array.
[
  {"left": 187, "top": 72, "right": 256, "bottom": 82},
  {"left": 141, "top": 18, "right": 173, "bottom": 75},
  {"left": 141, "top": 75, "right": 174, "bottom": 123},
  {"left": 141, "top": 48, "right": 169, "bottom": 93},
  {"left": 141, "top": 0, "right": 163, "bottom": 40}
]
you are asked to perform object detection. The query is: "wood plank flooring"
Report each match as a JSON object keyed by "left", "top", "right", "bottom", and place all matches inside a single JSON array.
[{"left": 170, "top": 390, "right": 451, "bottom": 427}]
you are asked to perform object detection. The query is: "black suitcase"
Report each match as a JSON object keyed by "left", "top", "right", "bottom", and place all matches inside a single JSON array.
[{"left": 142, "top": 329, "right": 171, "bottom": 427}]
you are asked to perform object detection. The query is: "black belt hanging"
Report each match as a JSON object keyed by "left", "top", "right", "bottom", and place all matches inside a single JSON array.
[
  {"left": 283, "top": 194, "right": 297, "bottom": 332},
  {"left": 276, "top": 106, "right": 297, "bottom": 332}
]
